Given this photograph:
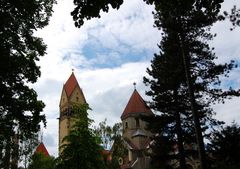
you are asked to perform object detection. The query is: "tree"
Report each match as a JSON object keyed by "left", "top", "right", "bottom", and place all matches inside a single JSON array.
[
  {"left": 94, "top": 119, "right": 114, "bottom": 150},
  {"left": 55, "top": 104, "right": 106, "bottom": 169},
  {"left": 145, "top": 1, "right": 240, "bottom": 169},
  {"left": 94, "top": 119, "right": 127, "bottom": 169},
  {"left": 143, "top": 115, "right": 176, "bottom": 169},
  {"left": 219, "top": 5, "right": 240, "bottom": 30},
  {"left": 71, "top": 0, "right": 123, "bottom": 27},
  {"left": 20, "top": 133, "right": 40, "bottom": 169},
  {"left": 28, "top": 153, "right": 55, "bottom": 169},
  {"left": 109, "top": 135, "right": 127, "bottom": 169},
  {"left": 208, "top": 122, "right": 240, "bottom": 169},
  {"left": 143, "top": 28, "right": 189, "bottom": 169},
  {"left": 0, "top": 0, "right": 55, "bottom": 168},
  {"left": 94, "top": 119, "right": 123, "bottom": 149}
]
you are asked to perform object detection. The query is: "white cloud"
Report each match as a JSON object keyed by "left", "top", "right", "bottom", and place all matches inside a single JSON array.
[
  {"left": 32, "top": 0, "right": 240, "bottom": 157},
  {"left": 213, "top": 97, "right": 240, "bottom": 125}
]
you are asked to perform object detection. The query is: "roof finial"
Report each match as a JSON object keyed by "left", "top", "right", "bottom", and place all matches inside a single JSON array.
[
  {"left": 72, "top": 68, "right": 74, "bottom": 73},
  {"left": 133, "top": 82, "right": 136, "bottom": 90}
]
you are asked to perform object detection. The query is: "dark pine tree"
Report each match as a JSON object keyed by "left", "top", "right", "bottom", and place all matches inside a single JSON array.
[
  {"left": 145, "top": 1, "right": 240, "bottom": 169},
  {"left": 208, "top": 122, "right": 240, "bottom": 169},
  {"left": 143, "top": 114, "right": 176, "bottom": 169},
  {"left": 143, "top": 29, "right": 189, "bottom": 169}
]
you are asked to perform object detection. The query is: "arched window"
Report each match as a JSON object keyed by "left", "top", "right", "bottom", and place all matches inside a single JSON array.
[{"left": 125, "top": 122, "right": 128, "bottom": 129}]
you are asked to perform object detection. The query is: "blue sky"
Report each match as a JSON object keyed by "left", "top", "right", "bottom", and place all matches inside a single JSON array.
[{"left": 33, "top": 0, "right": 240, "bottom": 157}]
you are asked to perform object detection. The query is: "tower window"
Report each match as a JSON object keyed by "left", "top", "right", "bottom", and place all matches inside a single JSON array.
[
  {"left": 125, "top": 122, "right": 128, "bottom": 129},
  {"left": 76, "top": 97, "right": 79, "bottom": 101},
  {"left": 136, "top": 118, "right": 140, "bottom": 128}
]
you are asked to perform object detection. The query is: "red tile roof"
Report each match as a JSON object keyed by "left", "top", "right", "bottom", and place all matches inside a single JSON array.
[
  {"left": 64, "top": 72, "right": 79, "bottom": 97},
  {"left": 35, "top": 142, "right": 49, "bottom": 157},
  {"left": 121, "top": 89, "right": 153, "bottom": 120}
]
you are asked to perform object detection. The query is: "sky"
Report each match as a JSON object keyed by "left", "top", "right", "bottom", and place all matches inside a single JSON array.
[{"left": 33, "top": 0, "right": 240, "bottom": 157}]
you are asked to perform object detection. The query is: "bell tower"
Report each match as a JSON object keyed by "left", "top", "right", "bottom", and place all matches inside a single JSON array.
[
  {"left": 58, "top": 72, "right": 86, "bottom": 153},
  {"left": 121, "top": 87, "right": 154, "bottom": 169}
]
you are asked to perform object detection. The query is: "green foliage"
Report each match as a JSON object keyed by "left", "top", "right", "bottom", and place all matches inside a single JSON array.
[
  {"left": 143, "top": 115, "right": 175, "bottom": 169},
  {"left": 144, "top": 1, "right": 240, "bottom": 169},
  {"left": 55, "top": 104, "right": 106, "bottom": 169},
  {"left": 108, "top": 127, "right": 127, "bottom": 169},
  {"left": 95, "top": 119, "right": 114, "bottom": 149},
  {"left": 71, "top": 0, "right": 123, "bottom": 27},
  {"left": 94, "top": 119, "right": 127, "bottom": 169},
  {"left": 0, "top": 0, "right": 55, "bottom": 168},
  {"left": 28, "top": 153, "right": 55, "bottom": 169},
  {"left": 208, "top": 123, "right": 240, "bottom": 169},
  {"left": 95, "top": 119, "right": 122, "bottom": 149}
]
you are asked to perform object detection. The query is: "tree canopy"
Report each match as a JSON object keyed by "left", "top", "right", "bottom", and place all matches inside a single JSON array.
[
  {"left": 0, "top": 0, "right": 55, "bottom": 168},
  {"left": 55, "top": 104, "right": 106, "bottom": 169},
  {"left": 144, "top": 1, "right": 239, "bottom": 169},
  {"left": 208, "top": 123, "right": 240, "bottom": 169},
  {"left": 94, "top": 119, "right": 127, "bottom": 169},
  {"left": 70, "top": 0, "right": 240, "bottom": 30},
  {"left": 28, "top": 153, "right": 55, "bottom": 169}
]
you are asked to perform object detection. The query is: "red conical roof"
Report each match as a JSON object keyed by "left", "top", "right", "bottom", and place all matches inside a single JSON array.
[
  {"left": 64, "top": 72, "right": 79, "bottom": 97},
  {"left": 121, "top": 89, "right": 153, "bottom": 120},
  {"left": 35, "top": 142, "right": 49, "bottom": 157}
]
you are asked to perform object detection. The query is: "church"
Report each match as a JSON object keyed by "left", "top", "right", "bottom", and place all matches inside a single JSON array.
[
  {"left": 34, "top": 72, "right": 200, "bottom": 169},
  {"left": 58, "top": 72, "right": 154, "bottom": 169}
]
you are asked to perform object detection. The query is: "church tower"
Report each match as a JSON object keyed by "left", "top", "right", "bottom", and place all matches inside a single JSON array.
[
  {"left": 121, "top": 88, "right": 154, "bottom": 169},
  {"left": 58, "top": 72, "right": 86, "bottom": 153}
]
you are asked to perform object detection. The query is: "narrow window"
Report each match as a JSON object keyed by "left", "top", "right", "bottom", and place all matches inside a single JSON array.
[
  {"left": 125, "top": 122, "right": 128, "bottom": 129},
  {"left": 136, "top": 118, "right": 140, "bottom": 128}
]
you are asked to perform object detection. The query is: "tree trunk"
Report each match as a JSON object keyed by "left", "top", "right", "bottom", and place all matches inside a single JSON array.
[
  {"left": 174, "top": 90, "right": 186, "bottom": 169},
  {"left": 4, "top": 138, "right": 11, "bottom": 169},
  {"left": 11, "top": 133, "right": 19, "bottom": 169},
  {"left": 178, "top": 33, "right": 207, "bottom": 169},
  {"left": 175, "top": 111, "right": 187, "bottom": 169}
]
